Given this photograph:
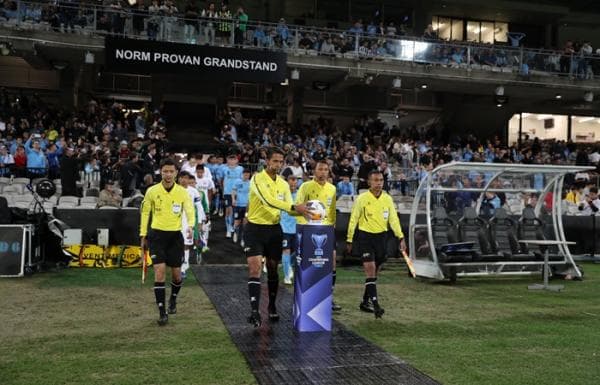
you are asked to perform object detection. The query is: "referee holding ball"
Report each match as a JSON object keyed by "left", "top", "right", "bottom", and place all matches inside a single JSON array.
[
  {"left": 245, "top": 147, "right": 311, "bottom": 327},
  {"left": 140, "top": 158, "right": 195, "bottom": 326}
]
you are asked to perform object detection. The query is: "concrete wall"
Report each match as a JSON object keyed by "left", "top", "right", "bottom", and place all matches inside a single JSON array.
[
  {"left": 557, "top": 26, "right": 600, "bottom": 49},
  {"left": 0, "top": 57, "right": 59, "bottom": 90},
  {"left": 571, "top": 117, "right": 600, "bottom": 143},
  {"left": 439, "top": 93, "right": 516, "bottom": 142},
  {"left": 519, "top": 114, "right": 569, "bottom": 141}
]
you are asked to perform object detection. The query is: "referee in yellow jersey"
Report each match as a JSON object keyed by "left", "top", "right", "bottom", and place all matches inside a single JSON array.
[
  {"left": 295, "top": 160, "right": 342, "bottom": 311},
  {"left": 140, "top": 158, "right": 195, "bottom": 326},
  {"left": 245, "top": 147, "right": 310, "bottom": 327},
  {"left": 346, "top": 170, "right": 406, "bottom": 318}
]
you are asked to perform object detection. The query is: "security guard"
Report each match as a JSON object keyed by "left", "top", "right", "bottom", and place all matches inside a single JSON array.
[
  {"left": 346, "top": 170, "right": 406, "bottom": 318},
  {"left": 245, "top": 147, "right": 310, "bottom": 327},
  {"left": 140, "top": 158, "right": 194, "bottom": 326},
  {"left": 295, "top": 160, "right": 342, "bottom": 311}
]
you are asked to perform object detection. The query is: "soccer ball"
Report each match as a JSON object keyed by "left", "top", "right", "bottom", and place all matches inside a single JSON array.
[{"left": 306, "top": 200, "right": 327, "bottom": 223}]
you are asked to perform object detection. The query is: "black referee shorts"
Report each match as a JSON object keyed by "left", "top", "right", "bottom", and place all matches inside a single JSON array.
[
  {"left": 223, "top": 194, "right": 233, "bottom": 208},
  {"left": 356, "top": 230, "right": 387, "bottom": 266},
  {"left": 233, "top": 206, "right": 247, "bottom": 220},
  {"left": 147, "top": 229, "right": 184, "bottom": 268},
  {"left": 244, "top": 223, "right": 283, "bottom": 261}
]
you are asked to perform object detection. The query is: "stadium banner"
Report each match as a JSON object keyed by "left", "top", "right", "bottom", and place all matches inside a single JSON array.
[
  {"left": 63, "top": 244, "right": 152, "bottom": 268},
  {"left": 105, "top": 37, "right": 287, "bottom": 83},
  {"left": 293, "top": 224, "right": 334, "bottom": 332}
]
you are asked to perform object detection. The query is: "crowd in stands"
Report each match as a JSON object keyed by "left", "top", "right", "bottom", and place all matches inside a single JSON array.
[
  {"left": 2, "top": 1, "right": 599, "bottom": 79},
  {"left": 0, "top": 89, "right": 169, "bottom": 208},
  {"left": 212, "top": 106, "right": 600, "bottom": 215},
  {"left": 0, "top": 89, "right": 599, "bottom": 218}
]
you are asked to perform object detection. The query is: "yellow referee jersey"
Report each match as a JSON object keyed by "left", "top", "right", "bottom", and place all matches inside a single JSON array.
[
  {"left": 247, "top": 170, "right": 293, "bottom": 225},
  {"left": 346, "top": 190, "right": 404, "bottom": 242},
  {"left": 139, "top": 183, "right": 195, "bottom": 236},
  {"left": 295, "top": 180, "right": 337, "bottom": 226}
]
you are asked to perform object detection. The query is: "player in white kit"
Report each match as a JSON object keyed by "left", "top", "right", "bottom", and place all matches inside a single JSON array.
[
  {"left": 178, "top": 171, "right": 205, "bottom": 278},
  {"left": 194, "top": 164, "right": 215, "bottom": 252}
]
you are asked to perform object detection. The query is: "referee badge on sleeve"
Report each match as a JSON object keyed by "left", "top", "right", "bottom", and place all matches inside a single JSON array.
[{"left": 172, "top": 203, "right": 182, "bottom": 214}]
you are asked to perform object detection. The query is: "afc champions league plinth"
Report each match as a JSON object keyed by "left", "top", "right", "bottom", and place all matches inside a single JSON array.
[{"left": 293, "top": 224, "right": 335, "bottom": 332}]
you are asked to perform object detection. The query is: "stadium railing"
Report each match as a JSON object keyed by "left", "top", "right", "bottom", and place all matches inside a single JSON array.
[
  {"left": 0, "top": 166, "right": 110, "bottom": 188},
  {"left": 0, "top": 165, "right": 50, "bottom": 178},
  {"left": 2, "top": 0, "right": 599, "bottom": 82}
]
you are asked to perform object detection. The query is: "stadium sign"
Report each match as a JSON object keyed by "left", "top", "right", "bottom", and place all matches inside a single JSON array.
[{"left": 105, "top": 37, "right": 286, "bottom": 83}]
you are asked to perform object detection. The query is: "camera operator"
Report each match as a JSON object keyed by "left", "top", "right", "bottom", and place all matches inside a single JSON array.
[{"left": 579, "top": 186, "right": 600, "bottom": 215}]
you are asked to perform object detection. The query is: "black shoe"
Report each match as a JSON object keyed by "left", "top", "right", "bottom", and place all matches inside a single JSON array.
[
  {"left": 332, "top": 301, "right": 342, "bottom": 311},
  {"left": 359, "top": 301, "right": 374, "bottom": 313},
  {"left": 373, "top": 305, "right": 385, "bottom": 319},
  {"left": 168, "top": 300, "right": 177, "bottom": 315},
  {"left": 247, "top": 310, "right": 261, "bottom": 327},
  {"left": 268, "top": 306, "right": 280, "bottom": 322},
  {"left": 157, "top": 313, "right": 169, "bottom": 326}
]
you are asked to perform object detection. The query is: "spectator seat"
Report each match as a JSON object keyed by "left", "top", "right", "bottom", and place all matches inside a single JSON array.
[
  {"left": 488, "top": 208, "right": 523, "bottom": 258},
  {"left": 458, "top": 207, "right": 502, "bottom": 261},
  {"left": 80, "top": 196, "right": 98, "bottom": 205},
  {"left": 12, "top": 177, "right": 30, "bottom": 185},
  {"left": 518, "top": 207, "right": 563, "bottom": 262},
  {"left": 432, "top": 207, "right": 473, "bottom": 263},
  {"left": 59, "top": 196, "right": 80, "bottom": 206},
  {"left": 2, "top": 184, "right": 23, "bottom": 195}
]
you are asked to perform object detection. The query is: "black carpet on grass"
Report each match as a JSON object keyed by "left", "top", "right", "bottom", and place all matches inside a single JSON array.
[{"left": 192, "top": 264, "right": 441, "bottom": 385}]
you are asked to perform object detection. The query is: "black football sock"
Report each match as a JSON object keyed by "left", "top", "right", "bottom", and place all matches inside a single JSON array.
[
  {"left": 365, "top": 277, "right": 378, "bottom": 307},
  {"left": 248, "top": 277, "right": 261, "bottom": 312},
  {"left": 362, "top": 286, "right": 369, "bottom": 303},
  {"left": 170, "top": 279, "right": 182, "bottom": 304},
  {"left": 268, "top": 278, "right": 279, "bottom": 310},
  {"left": 154, "top": 282, "right": 166, "bottom": 316}
]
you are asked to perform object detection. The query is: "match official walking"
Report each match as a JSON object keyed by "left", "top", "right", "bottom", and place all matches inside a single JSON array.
[
  {"left": 346, "top": 170, "right": 406, "bottom": 318},
  {"left": 140, "top": 159, "right": 194, "bottom": 326},
  {"left": 245, "top": 147, "right": 310, "bottom": 327}
]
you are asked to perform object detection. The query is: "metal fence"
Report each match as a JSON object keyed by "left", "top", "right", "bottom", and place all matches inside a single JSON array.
[
  {"left": 0, "top": 166, "right": 110, "bottom": 188},
  {"left": 2, "top": 0, "right": 599, "bottom": 82},
  {"left": 0, "top": 166, "right": 51, "bottom": 179}
]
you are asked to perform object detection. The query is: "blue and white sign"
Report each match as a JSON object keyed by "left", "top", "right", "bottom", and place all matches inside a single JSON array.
[{"left": 293, "top": 224, "right": 334, "bottom": 332}]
